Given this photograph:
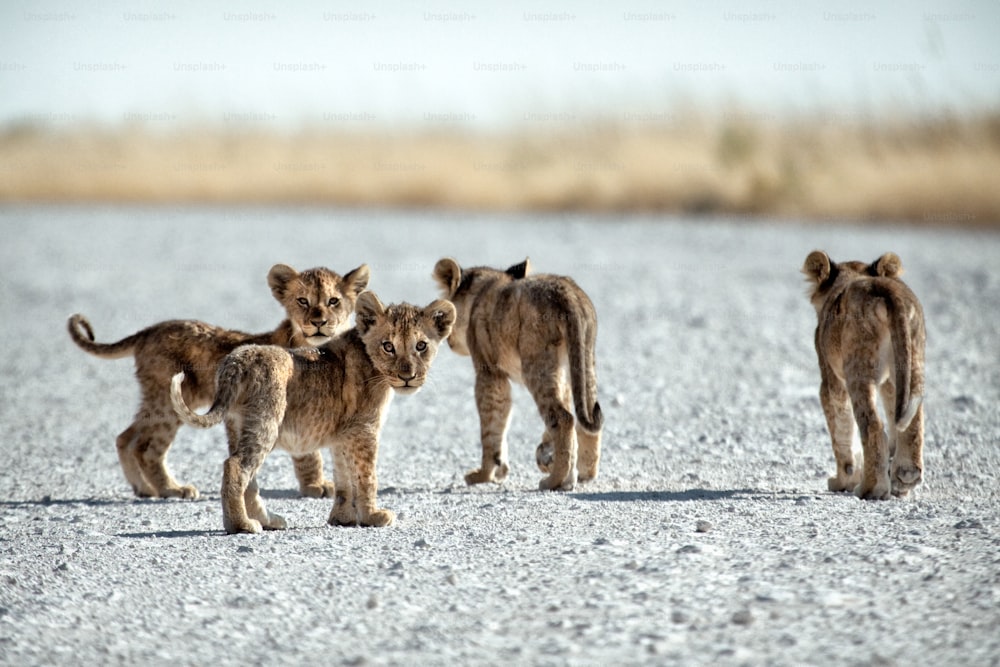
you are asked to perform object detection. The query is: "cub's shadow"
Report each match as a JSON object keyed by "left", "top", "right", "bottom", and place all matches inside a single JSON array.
[
  {"left": 116, "top": 529, "right": 218, "bottom": 539},
  {"left": 259, "top": 489, "right": 304, "bottom": 500},
  {"left": 572, "top": 488, "right": 787, "bottom": 502},
  {"left": 0, "top": 497, "right": 141, "bottom": 508}
]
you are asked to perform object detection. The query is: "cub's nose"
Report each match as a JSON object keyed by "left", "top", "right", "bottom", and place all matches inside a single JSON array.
[
  {"left": 398, "top": 361, "right": 416, "bottom": 381},
  {"left": 311, "top": 319, "right": 327, "bottom": 328}
]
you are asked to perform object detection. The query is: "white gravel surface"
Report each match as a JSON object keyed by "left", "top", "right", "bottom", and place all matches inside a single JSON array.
[{"left": 1, "top": 206, "right": 998, "bottom": 667}]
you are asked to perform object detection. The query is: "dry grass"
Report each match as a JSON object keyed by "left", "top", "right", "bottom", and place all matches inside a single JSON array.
[{"left": 2, "top": 112, "right": 998, "bottom": 226}]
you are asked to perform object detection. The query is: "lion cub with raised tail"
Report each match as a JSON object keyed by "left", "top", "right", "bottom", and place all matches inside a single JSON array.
[
  {"left": 433, "top": 257, "right": 603, "bottom": 491},
  {"left": 68, "top": 263, "right": 369, "bottom": 500},
  {"left": 170, "top": 292, "right": 456, "bottom": 534},
  {"left": 803, "top": 251, "right": 926, "bottom": 500}
]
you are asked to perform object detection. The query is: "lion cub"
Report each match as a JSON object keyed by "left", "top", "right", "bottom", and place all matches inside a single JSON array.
[
  {"left": 68, "top": 263, "right": 369, "bottom": 500},
  {"left": 170, "top": 292, "right": 456, "bottom": 534},
  {"left": 803, "top": 251, "right": 926, "bottom": 499},
  {"left": 433, "top": 257, "right": 603, "bottom": 491}
]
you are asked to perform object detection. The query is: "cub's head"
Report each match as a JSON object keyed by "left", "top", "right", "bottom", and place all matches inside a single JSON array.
[
  {"left": 802, "top": 250, "right": 904, "bottom": 310},
  {"left": 355, "top": 291, "right": 456, "bottom": 395},
  {"left": 269, "top": 263, "right": 370, "bottom": 345},
  {"left": 432, "top": 257, "right": 529, "bottom": 356}
]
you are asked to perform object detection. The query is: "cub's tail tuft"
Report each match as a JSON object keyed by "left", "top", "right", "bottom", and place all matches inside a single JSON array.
[{"left": 170, "top": 372, "right": 225, "bottom": 428}]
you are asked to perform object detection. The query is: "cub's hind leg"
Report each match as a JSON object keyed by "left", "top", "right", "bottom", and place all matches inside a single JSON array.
[
  {"left": 849, "top": 379, "right": 891, "bottom": 500},
  {"left": 222, "top": 455, "right": 285, "bottom": 534},
  {"left": 535, "top": 377, "right": 601, "bottom": 483},
  {"left": 576, "top": 426, "right": 602, "bottom": 483},
  {"left": 292, "top": 451, "right": 335, "bottom": 498},
  {"left": 892, "top": 404, "right": 924, "bottom": 497},
  {"left": 524, "top": 351, "right": 577, "bottom": 491},
  {"left": 820, "top": 377, "right": 860, "bottom": 493},
  {"left": 119, "top": 401, "right": 199, "bottom": 499},
  {"left": 879, "top": 381, "right": 899, "bottom": 459},
  {"left": 567, "top": 379, "right": 601, "bottom": 483},
  {"left": 221, "top": 416, "right": 286, "bottom": 534},
  {"left": 244, "top": 475, "right": 286, "bottom": 531},
  {"left": 116, "top": 423, "right": 156, "bottom": 497},
  {"left": 465, "top": 369, "right": 512, "bottom": 485}
]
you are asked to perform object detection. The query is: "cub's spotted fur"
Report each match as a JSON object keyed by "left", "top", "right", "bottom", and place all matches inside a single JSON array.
[
  {"left": 68, "top": 263, "right": 369, "bottom": 499},
  {"left": 803, "top": 251, "right": 926, "bottom": 500},
  {"left": 170, "top": 292, "right": 455, "bottom": 534},
  {"left": 434, "top": 257, "right": 603, "bottom": 491}
]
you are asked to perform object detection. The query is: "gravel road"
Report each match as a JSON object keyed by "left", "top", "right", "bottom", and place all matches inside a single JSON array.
[{"left": 1, "top": 206, "right": 998, "bottom": 666}]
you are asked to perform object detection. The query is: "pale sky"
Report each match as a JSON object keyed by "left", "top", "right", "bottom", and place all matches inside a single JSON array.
[{"left": 1, "top": 0, "right": 997, "bottom": 130}]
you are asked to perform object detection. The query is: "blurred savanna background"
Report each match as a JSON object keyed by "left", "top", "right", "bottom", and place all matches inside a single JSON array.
[{"left": 2, "top": 1, "right": 998, "bottom": 226}]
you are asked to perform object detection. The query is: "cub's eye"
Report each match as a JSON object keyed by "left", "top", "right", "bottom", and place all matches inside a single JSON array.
[
  {"left": 381, "top": 341, "right": 395, "bottom": 355},
  {"left": 415, "top": 340, "right": 428, "bottom": 352},
  {"left": 296, "top": 297, "right": 309, "bottom": 308},
  {"left": 328, "top": 297, "right": 340, "bottom": 307}
]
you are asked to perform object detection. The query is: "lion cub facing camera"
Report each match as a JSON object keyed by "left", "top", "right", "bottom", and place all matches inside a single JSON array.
[
  {"left": 433, "top": 257, "right": 603, "bottom": 491},
  {"left": 803, "top": 251, "right": 926, "bottom": 500},
  {"left": 69, "top": 263, "right": 369, "bottom": 500},
  {"left": 170, "top": 292, "right": 456, "bottom": 534}
]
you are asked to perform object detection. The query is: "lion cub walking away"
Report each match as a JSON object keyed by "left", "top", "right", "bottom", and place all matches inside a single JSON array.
[
  {"left": 68, "top": 263, "right": 369, "bottom": 500},
  {"left": 433, "top": 257, "right": 603, "bottom": 491},
  {"left": 803, "top": 251, "right": 926, "bottom": 500},
  {"left": 170, "top": 292, "right": 456, "bottom": 534}
]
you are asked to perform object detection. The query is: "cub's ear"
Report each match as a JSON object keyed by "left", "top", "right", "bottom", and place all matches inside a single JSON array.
[
  {"left": 355, "top": 291, "right": 385, "bottom": 334},
  {"left": 506, "top": 257, "right": 530, "bottom": 279},
  {"left": 424, "top": 299, "right": 456, "bottom": 340},
  {"left": 871, "top": 252, "right": 903, "bottom": 278},
  {"left": 342, "top": 264, "right": 371, "bottom": 298},
  {"left": 802, "top": 251, "right": 831, "bottom": 285},
  {"left": 268, "top": 264, "right": 299, "bottom": 300},
  {"left": 433, "top": 258, "right": 462, "bottom": 296}
]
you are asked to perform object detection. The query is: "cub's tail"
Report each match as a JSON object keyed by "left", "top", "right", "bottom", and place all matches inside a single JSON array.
[
  {"left": 884, "top": 291, "right": 922, "bottom": 431},
  {"left": 67, "top": 314, "right": 139, "bottom": 359},
  {"left": 567, "top": 301, "right": 604, "bottom": 434},
  {"left": 170, "top": 372, "right": 226, "bottom": 429}
]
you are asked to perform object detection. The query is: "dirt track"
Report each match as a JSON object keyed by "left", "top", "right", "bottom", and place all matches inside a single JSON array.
[{"left": 2, "top": 207, "right": 998, "bottom": 666}]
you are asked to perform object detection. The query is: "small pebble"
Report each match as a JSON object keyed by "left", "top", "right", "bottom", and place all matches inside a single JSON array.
[
  {"left": 695, "top": 520, "right": 713, "bottom": 533},
  {"left": 731, "top": 610, "right": 754, "bottom": 626}
]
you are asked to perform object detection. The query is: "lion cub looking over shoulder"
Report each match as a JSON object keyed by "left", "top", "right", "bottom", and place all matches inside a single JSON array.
[
  {"left": 68, "top": 263, "right": 369, "bottom": 500},
  {"left": 803, "top": 251, "right": 926, "bottom": 500},
  {"left": 170, "top": 292, "right": 456, "bottom": 534},
  {"left": 433, "top": 257, "right": 603, "bottom": 491}
]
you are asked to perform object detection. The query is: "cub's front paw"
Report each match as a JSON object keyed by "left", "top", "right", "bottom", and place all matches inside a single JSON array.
[
  {"left": 156, "top": 484, "right": 200, "bottom": 500},
  {"left": 328, "top": 505, "right": 357, "bottom": 526},
  {"left": 300, "top": 481, "right": 336, "bottom": 498},
  {"left": 465, "top": 468, "right": 494, "bottom": 485},
  {"left": 225, "top": 518, "right": 263, "bottom": 535},
  {"left": 577, "top": 463, "right": 599, "bottom": 483},
  {"left": 361, "top": 509, "right": 395, "bottom": 527},
  {"left": 827, "top": 467, "right": 860, "bottom": 493},
  {"left": 539, "top": 472, "right": 576, "bottom": 492},
  {"left": 465, "top": 462, "right": 510, "bottom": 485},
  {"left": 854, "top": 482, "right": 890, "bottom": 500}
]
